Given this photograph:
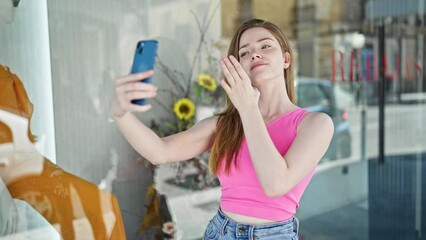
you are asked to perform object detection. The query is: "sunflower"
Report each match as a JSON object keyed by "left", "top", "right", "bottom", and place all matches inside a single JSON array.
[
  {"left": 173, "top": 98, "right": 195, "bottom": 120},
  {"left": 197, "top": 73, "right": 217, "bottom": 91}
]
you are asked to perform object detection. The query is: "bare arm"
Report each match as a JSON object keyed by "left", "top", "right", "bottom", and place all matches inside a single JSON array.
[
  {"left": 114, "top": 113, "right": 217, "bottom": 165},
  {"left": 111, "top": 70, "right": 217, "bottom": 165},
  {"left": 240, "top": 110, "right": 334, "bottom": 197}
]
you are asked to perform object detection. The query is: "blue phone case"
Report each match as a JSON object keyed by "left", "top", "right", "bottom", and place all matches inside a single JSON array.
[{"left": 131, "top": 40, "right": 158, "bottom": 105}]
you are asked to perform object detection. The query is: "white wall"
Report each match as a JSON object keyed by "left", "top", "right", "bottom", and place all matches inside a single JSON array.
[{"left": 0, "top": 0, "right": 56, "bottom": 162}]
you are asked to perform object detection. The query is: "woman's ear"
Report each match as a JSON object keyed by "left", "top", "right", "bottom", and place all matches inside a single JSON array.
[{"left": 283, "top": 52, "right": 291, "bottom": 69}]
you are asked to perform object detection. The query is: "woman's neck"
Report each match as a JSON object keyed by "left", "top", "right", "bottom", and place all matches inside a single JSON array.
[{"left": 257, "top": 84, "right": 295, "bottom": 119}]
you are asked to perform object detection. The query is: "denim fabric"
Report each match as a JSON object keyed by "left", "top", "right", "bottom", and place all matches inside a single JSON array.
[{"left": 203, "top": 209, "right": 299, "bottom": 240}]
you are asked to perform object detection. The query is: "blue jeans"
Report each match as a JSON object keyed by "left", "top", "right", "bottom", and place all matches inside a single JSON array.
[{"left": 203, "top": 209, "right": 299, "bottom": 240}]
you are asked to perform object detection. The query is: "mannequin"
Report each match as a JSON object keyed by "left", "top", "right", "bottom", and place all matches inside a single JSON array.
[
  {"left": 0, "top": 109, "right": 44, "bottom": 185},
  {"left": 0, "top": 109, "right": 60, "bottom": 238},
  {"left": 0, "top": 65, "right": 126, "bottom": 239},
  {"left": 0, "top": 173, "right": 60, "bottom": 239}
]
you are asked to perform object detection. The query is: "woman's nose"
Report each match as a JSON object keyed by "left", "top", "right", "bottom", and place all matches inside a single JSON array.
[{"left": 251, "top": 53, "right": 262, "bottom": 60}]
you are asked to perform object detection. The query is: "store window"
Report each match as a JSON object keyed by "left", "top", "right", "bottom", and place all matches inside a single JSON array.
[{"left": 0, "top": 0, "right": 425, "bottom": 239}]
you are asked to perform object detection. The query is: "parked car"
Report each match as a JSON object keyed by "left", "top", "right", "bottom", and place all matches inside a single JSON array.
[{"left": 295, "top": 77, "right": 352, "bottom": 160}]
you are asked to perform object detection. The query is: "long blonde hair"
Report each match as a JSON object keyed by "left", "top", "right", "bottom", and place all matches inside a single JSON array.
[{"left": 209, "top": 19, "right": 296, "bottom": 175}]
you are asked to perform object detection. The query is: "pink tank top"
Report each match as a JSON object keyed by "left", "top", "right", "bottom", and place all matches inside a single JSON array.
[{"left": 217, "top": 107, "right": 315, "bottom": 221}]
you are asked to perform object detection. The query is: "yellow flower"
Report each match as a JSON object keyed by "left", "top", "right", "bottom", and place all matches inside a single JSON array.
[
  {"left": 173, "top": 98, "right": 195, "bottom": 120},
  {"left": 197, "top": 73, "right": 217, "bottom": 91}
]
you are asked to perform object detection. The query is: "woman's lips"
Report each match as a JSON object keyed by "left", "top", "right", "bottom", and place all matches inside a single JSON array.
[{"left": 250, "top": 63, "right": 267, "bottom": 70}]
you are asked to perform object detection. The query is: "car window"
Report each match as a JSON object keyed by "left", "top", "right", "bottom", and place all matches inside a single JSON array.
[{"left": 297, "top": 83, "right": 330, "bottom": 108}]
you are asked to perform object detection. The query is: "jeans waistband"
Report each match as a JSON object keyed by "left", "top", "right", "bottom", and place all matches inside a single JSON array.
[
  {"left": 215, "top": 208, "right": 295, "bottom": 230},
  {"left": 207, "top": 208, "right": 299, "bottom": 239}
]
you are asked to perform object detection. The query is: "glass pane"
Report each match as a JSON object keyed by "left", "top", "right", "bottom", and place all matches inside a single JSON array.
[{"left": 0, "top": 0, "right": 425, "bottom": 239}]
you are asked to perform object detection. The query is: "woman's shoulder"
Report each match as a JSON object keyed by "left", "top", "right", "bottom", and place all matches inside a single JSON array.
[
  {"left": 297, "top": 111, "right": 334, "bottom": 135},
  {"left": 202, "top": 115, "right": 219, "bottom": 125}
]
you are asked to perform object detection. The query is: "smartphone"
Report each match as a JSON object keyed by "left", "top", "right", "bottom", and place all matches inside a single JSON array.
[{"left": 130, "top": 40, "right": 158, "bottom": 105}]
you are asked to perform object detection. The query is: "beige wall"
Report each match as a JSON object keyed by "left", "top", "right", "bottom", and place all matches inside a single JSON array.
[
  {"left": 221, "top": 0, "right": 297, "bottom": 40},
  {"left": 252, "top": 0, "right": 296, "bottom": 39},
  {"left": 221, "top": 0, "right": 239, "bottom": 38}
]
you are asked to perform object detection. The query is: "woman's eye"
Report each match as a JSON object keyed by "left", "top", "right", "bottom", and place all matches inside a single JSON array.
[
  {"left": 240, "top": 52, "right": 248, "bottom": 57},
  {"left": 261, "top": 44, "right": 271, "bottom": 49}
]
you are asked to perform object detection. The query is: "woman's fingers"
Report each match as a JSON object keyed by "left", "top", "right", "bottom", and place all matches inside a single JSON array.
[
  {"left": 125, "top": 90, "right": 157, "bottom": 102},
  {"left": 119, "top": 87, "right": 157, "bottom": 109},
  {"left": 128, "top": 104, "right": 152, "bottom": 112},
  {"left": 111, "top": 71, "right": 156, "bottom": 117},
  {"left": 229, "top": 56, "right": 250, "bottom": 83},
  {"left": 118, "top": 91, "right": 156, "bottom": 113},
  {"left": 115, "top": 70, "right": 154, "bottom": 86},
  {"left": 222, "top": 57, "right": 242, "bottom": 84},
  {"left": 115, "top": 81, "right": 155, "bottom": 95},
  {"left": 123, "top": 81, "right": 158, "bottom": 93},
  {"left": 114, "top": 80, "right": 158, "bottom": 114},
  {"left": 220, "top": 78, "right": 231, "bottom": 94},
  {"left": 221, "top": 56, "right": 251, "bottom": 89},
  {"left": 220, "top": 61, "right": 235, "bottom": 87}
]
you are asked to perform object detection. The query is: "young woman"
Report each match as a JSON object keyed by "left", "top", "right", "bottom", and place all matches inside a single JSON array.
[{"left": 110, "top": 19, "right": 334, "bottom": 240}]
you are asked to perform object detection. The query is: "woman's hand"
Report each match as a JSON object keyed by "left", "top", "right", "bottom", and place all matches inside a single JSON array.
[
  {"left": 219, "top": 55, "right": 260, "bottom": 113},
  {"left": 110, "top": 70, "right": 158, "bottom": 119}
]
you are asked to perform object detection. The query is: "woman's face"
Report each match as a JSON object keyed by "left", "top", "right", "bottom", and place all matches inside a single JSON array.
[{"left": 237, "top": 27, "right": 289, "bottom": 84}]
